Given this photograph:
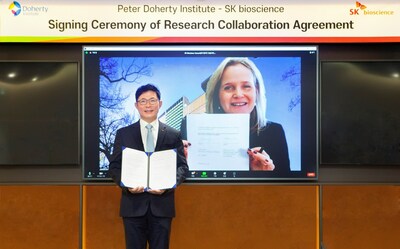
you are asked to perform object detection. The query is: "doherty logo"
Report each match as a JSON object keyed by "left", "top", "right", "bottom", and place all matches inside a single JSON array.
[
  {"left": 9, "top": 1, "right": 21, "bottom": 16},
  {"left": 350, "top": 1, "right": 367, "bottom": 15},
  {"left": 7, "top": 1, "right": 49, "bottom": 16}
]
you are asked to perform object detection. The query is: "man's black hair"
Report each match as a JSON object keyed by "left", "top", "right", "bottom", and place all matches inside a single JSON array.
[{"left": 135, "top": 84, "right": 161, "bottom": 101}]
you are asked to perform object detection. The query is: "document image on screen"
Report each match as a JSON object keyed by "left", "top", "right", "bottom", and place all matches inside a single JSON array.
[{"left": 187, "top": 114, "right": 249, "bottom": 171}]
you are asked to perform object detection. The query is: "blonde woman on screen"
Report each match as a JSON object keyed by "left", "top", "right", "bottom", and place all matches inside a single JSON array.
[{"left": 205, "top": 57, "right": 290, "bottom": 173}]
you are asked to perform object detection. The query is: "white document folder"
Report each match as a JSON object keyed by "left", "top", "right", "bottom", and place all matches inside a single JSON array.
[{"left": 121, "top": 147, "right": 177, "bottom": 190}]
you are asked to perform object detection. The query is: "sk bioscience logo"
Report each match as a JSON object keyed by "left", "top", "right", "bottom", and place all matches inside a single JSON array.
[
  {"left": 9, "top": 1, "right": 21, "bottom": 16},
  {"left": 349, "top": 1, "right": 394, "bottom": 16}
]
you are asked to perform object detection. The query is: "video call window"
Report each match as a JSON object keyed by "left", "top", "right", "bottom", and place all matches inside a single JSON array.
[{"left": 83, "top": 45, "right": 318, "bottom": 181}]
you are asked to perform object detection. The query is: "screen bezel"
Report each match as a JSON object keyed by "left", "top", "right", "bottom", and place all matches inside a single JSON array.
[
  {"left": 320, "top": 59, "right": 400, "bottom": 166},
  {"left": 0, "top": 60, "right": 81, "bottom": 166},
  {"left": 82, "top": 45, "right": 319, "bottom": 181}
]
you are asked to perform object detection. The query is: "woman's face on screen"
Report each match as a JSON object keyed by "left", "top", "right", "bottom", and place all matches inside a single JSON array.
[{"left": 218, "top": 63, "right": 256, "bottom": 114}]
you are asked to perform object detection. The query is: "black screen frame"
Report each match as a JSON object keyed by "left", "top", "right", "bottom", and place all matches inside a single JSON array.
[
  {"left": 320, "top": 59, "right": 400, "bottom": 166},
  {"left": 0, "top": 60, "right": 81, "bottom": 166},
  {"left": 82, "top": 45, "right": 319, "bottom": 181}
]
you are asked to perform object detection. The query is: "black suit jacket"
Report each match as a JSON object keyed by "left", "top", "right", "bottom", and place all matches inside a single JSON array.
[{"left": 109, "top": 120, "right": 188, "bottom": 218}]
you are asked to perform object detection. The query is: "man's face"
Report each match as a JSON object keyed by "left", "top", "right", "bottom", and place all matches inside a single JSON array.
[{"left": 135, "top": 90, "right": 162, "bottom": 123}]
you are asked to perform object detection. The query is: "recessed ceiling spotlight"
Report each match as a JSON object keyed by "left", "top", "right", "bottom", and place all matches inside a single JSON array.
[{"left": 8, "top": 72, "right": 16, "bottom": 78}]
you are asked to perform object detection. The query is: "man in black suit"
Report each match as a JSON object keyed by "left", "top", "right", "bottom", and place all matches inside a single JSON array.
[{"left": 109, "top": 84, "right": 188, "bottom": 249}]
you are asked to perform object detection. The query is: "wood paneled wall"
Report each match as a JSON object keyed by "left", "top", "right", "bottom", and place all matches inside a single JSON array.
[
  {"left": 0, "top": 185, "right": 80, "bottom": 249},
  {"left": 83, "top": 185, "right": 124, "bottom": 249},
  {"left": 82, "top": 185, "right": 318, "bottom": 249},
  {"left": 1, "top": 185, "right": 399, "bottom": 249},
  {"left": 171, "top": 185, "right": 318, "bottom": 249},
  {"left": 322, "top": 185, "right": 400, "bottom": 249}
]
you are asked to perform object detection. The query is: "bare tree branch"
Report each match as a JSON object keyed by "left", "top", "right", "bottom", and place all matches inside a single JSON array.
[{"left": 98, "top": 57, "right": 153, "bottom": 168}]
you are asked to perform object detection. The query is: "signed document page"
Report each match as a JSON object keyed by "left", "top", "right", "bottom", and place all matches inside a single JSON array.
[
  {"left": 187, "top": 114, "right": 249, "bottom": 171},
  {"left": 121, "top": 148, "right": 176, "bottom": 190},
  {"left": 148, "top": 149, "right": 177, "bottom": 190}
]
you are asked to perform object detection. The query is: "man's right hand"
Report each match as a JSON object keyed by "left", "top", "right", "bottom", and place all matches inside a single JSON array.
[{"left": 128, "top": 186, "right": 145, "bottom": 194}]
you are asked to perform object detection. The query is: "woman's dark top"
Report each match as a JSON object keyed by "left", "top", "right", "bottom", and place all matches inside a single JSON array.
[{"left": 250, "top": 121, "right": 290, "bottom": 176}]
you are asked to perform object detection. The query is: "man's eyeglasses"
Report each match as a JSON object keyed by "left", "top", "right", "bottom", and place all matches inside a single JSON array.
[{"left": 137, "top": 98, "right": 159, "bottom": 106}]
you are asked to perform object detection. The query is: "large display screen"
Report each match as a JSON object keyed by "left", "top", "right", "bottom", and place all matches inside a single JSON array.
[
  {"left": 83, "top": 45, "right": 318, "bottom": 181},
  {"left": 0, "top": 61, "right": 80, "bottom": 166},
  {"left": 321, "top": 60, "right": 400, "bottom": 165}
]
